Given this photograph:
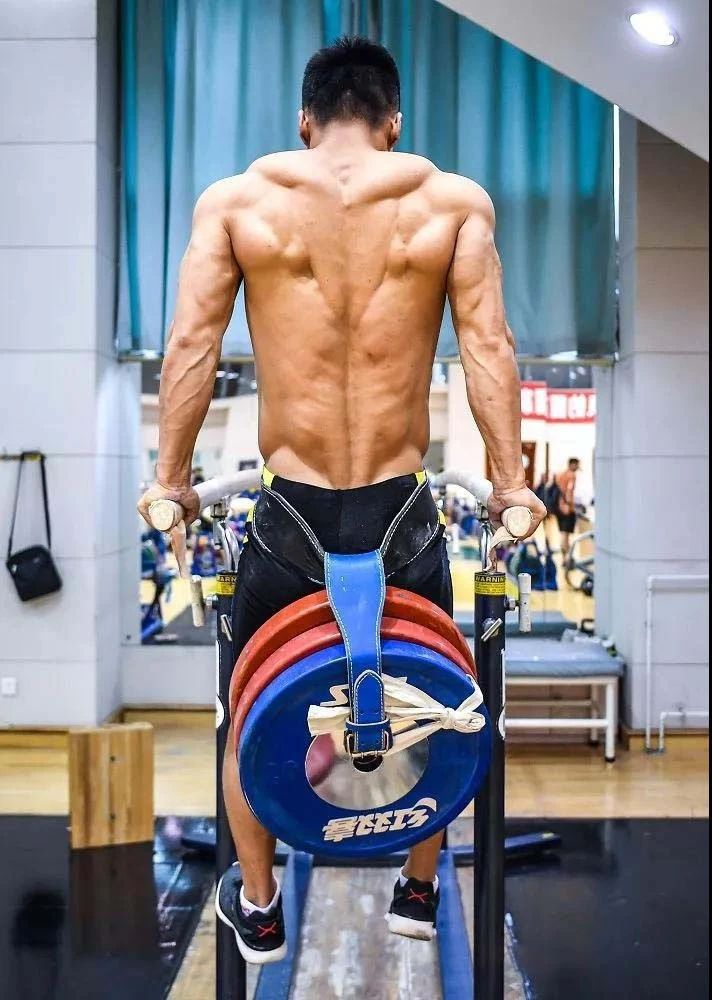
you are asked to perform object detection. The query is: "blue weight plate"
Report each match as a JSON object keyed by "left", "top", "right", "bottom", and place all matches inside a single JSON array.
[{"left": 239, "top": 639, "right": 491, "bottom": 857}]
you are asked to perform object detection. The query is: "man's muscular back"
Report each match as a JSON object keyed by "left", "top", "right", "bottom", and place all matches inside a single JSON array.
[
  {"left": 141, "top": 36, "right": 545, "bottom": 536},
  {"left": 176, "top": 148, "right": 500, "bottom": 489}
]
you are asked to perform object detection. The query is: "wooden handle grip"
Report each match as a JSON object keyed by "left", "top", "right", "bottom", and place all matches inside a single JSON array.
[
  {"left": 501, "top": 506, "right": 533, "bottom": 539},
  {"left": 147, "top": 499, "right": 183, "bottom": 532}
]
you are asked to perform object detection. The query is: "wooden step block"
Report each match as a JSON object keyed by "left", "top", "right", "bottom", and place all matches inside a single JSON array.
[{"left": 68, "top": 722, "right": 154, "bottom": 849}]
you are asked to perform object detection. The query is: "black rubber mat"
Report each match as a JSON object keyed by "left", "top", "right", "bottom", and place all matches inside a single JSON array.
[
  {"left": 0, "top": 815, "right": 213, "bottom": 1000},
  {"left": 1, "top": 815, "right": 707, "bottom": 998},
  {"left": 505, "top": 818, "right": 709, "bottom": 1000}
]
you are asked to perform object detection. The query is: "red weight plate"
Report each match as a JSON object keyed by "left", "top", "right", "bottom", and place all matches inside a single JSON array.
[
  {"left": 231, "top": 616, "right": 474, "bottom": 747},
  {"left": 231, "top": 587, "right": 476, "bottom": 707},
  {"left": 229, "top": 614, "right": 474, "bottom": 725}
]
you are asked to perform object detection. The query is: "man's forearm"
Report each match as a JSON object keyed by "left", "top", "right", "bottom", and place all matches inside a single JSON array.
[
  {"left": 156, "top": 325, "right": 221, "bottom": 488},
  {"left": 462, "top": 335, "right": 525, "bottom": 492}
]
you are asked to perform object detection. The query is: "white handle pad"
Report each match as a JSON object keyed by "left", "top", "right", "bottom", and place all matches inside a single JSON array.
[
  {"left": 430, "top": 469, "right": 493, "bottom": 507},
  {"left": 147, "top": 469, "right": 262, "bottom": 532},
  {"left": 195, "top": 470, "right": 261, "bottom": 509},
  {"left": 430, "top": 470, "right": 533, "bottom": 541}
]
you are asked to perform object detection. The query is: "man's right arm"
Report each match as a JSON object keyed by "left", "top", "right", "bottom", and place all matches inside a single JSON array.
[
  {"left": 446, "top": 181, "right": 545, "bottom": 534},
  {"left": 137, "top": 181, "right": 242, "bottom": 527}
]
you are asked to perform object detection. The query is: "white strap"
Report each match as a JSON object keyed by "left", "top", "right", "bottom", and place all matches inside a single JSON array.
[{"left": 307, "top": 675, "right": 486, "bottom": 755}]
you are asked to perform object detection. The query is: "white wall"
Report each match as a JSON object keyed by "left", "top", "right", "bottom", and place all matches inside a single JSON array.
[
  {"left": 595, "top": 118, "right": 709, "bottom": 730},
  {"left": 440, "top": 0, "right": 709, "bottom": 160},
  {"left": 0, "top": 0, "right": 139, "bottom": 727}
]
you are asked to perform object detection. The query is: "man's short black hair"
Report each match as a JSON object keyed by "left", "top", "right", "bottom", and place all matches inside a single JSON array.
[
  {"left": 568, "top": 457, "right": 581, "bottom": 466},
  {"left": 301, "top": 36, "right": 400, "bottom": 128}
]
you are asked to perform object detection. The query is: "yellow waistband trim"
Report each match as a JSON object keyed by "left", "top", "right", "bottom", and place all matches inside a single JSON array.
[
  {"left": 262, "top": 467, "right": 425, "bottom": 489},
  {"left": 438, "top": 509, "right": 447, "bottom": 526}
]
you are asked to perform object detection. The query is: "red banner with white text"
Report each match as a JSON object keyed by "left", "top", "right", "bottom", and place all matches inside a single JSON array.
[{"left": 521, "top": 381, "right": 596, "bottom": 423}]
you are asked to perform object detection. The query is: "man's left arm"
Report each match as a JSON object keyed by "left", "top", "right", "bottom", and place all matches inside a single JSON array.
[
  {"left": 138, "top": 182, "right": 242, "bottom": 526},
  {"left": 446, "top": 180, "right": 546, "bottom": 536}
]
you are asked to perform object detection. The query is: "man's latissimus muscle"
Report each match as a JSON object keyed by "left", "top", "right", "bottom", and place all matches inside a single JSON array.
[{"left": 156, "top": 184, "right": 241, "bottom": 495}]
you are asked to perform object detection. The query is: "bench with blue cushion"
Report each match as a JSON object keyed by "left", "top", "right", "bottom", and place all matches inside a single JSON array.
[
  {"left": 463, "top": 634, "right": 625, "bottom": 761},
  {"left": 503, "top": 637, "right": 625, "bottom": 678}
]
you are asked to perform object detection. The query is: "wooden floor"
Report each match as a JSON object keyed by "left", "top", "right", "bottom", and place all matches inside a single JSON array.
[{"left": 1, "top": 713, "right": 708, "bottom": 819}]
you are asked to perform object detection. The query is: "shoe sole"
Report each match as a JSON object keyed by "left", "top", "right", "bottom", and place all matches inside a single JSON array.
[
  {"left": 215, "top": 885, "right": 288, "bottom": 965},
  {"left": 385, "top": 911, "right": 436, "bottom": 941}
]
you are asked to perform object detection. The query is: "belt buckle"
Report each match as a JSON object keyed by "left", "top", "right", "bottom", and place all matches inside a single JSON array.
[{"left": 343, "top": 728, "right": 393, "bottom": 772}]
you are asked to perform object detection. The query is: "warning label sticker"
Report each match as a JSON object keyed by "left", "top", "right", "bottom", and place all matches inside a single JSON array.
[
  {"left": 474, "top": 574, "right": 506, "bottom": 596},
  {"left": 215, "top": 574, "right": 236, "bottom": 596}
]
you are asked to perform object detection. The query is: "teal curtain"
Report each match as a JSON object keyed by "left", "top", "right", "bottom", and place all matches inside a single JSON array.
[{"left": 118, "top": 0, "right": 616, "bottom": 358}]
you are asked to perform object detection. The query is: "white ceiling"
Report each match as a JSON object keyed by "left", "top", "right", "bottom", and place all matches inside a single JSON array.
[{"left": 439, "top": 0, "right": 709, "bottom": 160}]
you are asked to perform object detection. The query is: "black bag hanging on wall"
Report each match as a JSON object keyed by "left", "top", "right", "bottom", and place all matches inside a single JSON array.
[{"left": 6, "top": 453, "right": 62, "bottom": 602}]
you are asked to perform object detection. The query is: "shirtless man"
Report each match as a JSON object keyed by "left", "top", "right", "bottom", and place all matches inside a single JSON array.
[
  {"left": 138, "top": 37, "right": 546, "bottom": 962},
  {"left": 554, "top": 457, "right": 581, "bottom": 558}
]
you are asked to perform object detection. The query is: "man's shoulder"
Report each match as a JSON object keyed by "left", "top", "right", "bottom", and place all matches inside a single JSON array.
[
  {"left": 194, "top": 175, "right": 251, "bottom": 217},
  {"left": 195, "top": 156, "right": 301, "bottom": 213},
  {"left": 387, "top": 151, "right": 439, "bottom": 177},
  {"left": 380, "top": 154, "right": 493, "bottom": 216},
  {"left": 247, "top": 149, "right": 311, "bottom": 182},
  {"left": 426, "top": 171, "right": 495, "bottom": 223}
]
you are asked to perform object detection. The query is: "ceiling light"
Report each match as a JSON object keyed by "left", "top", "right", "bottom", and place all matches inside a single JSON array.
[{"left": 628, "top": 11, "right": 678, "bottom": 46}]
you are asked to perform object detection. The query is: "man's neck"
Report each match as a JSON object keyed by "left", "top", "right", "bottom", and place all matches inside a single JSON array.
[{"left": 309, "top": 120, "right": 389, "bottom": 153}]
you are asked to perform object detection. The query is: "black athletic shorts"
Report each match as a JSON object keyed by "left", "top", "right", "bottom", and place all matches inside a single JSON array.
[
  {"left": 231, "top": 470, "right": 453, "bottom": 661},
  {"left": 555, "top": 510, "right": 576, "bottom": 534}
]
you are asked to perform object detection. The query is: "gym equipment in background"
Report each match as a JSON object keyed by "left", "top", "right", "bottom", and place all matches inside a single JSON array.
[
  {"left": 140, "top": 530, "right": 176, "bottom": 643},
  {"left": 148, "top": 470, "right": 560, "bottom": 1000},
  {"left": 190, "top": 532, "right": 219, "bottom": 577},
  {"left": 506, "top": 538, "right": 559, "bottom": 592},
  {"left": 564, "top": 529, "right": 595, "bottom": 595}
]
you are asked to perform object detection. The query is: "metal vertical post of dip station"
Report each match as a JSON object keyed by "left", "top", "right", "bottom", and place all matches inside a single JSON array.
[
  {"left": 473, "top": 515, "right": 506, "bottom": 1000},
  {"left": 212, "top": 501, "right": 246, "bottom": 1000}
]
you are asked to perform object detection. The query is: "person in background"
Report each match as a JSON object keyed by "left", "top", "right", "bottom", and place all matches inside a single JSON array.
[
  {"left": 534, "top": 472, "right": 552, "bottom": 515},
  {"left": 553, "top": 457, "right": 580, "bottom": 559}
]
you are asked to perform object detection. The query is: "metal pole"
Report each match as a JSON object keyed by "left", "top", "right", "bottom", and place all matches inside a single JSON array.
[
  {"left": 214, "top": 502, "right": 246, "bottom": 1000},
  {"left": 473, "top": 565, "right": 506, "bottom": 1000}
]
